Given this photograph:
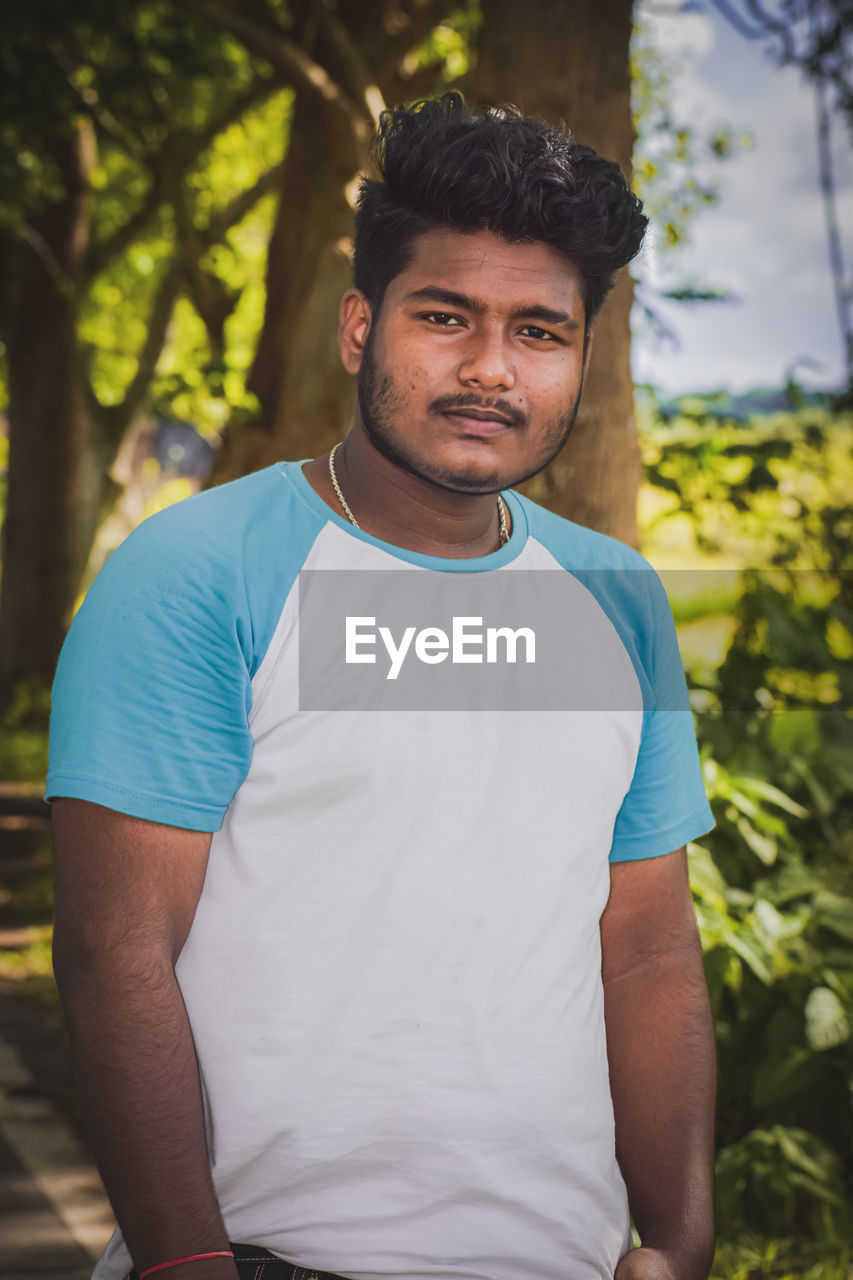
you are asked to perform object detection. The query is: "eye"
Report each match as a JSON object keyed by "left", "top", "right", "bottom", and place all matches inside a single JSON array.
[
  {"left": 520, "top": 325, "right": 558, "bottom": 342},
  {"left": 419, "top": 311, "right": 465, "bottom": 327}
]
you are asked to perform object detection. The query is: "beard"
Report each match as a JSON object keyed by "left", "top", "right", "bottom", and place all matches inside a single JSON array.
[{"left": 356, "top": 325, "right": 585, "bottom": 496}]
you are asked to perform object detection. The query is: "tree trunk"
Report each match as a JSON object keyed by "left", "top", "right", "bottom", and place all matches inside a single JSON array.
[
  {"left": 472, "top": 0, "right": 641, "bottom": 546},
  {"left": 0, "top": 120, "right": 111, "bottom": 701},
  {"left": 208, "top": 89, "right": 364, "bottom": 483}
]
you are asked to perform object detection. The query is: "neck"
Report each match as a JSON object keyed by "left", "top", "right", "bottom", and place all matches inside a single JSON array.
[{"left": 302, "top": 426, "right": 511, "bottom": 559}]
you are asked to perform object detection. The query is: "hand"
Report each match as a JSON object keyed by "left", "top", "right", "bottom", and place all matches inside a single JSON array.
[{"left": 614, "top": 1247, "right": 689, "bottom": 1280}]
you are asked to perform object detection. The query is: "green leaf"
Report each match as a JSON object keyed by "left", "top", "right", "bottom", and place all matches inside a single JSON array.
[
  {"left": 751, "top": 1050, "right": 814, "bottom": 1107},
  {"left": 804, "top": 987, "right": 850, "bottom": 1051},
  {"left": 724, "top": 927, "right": 775, "bottom": 984},
  {"left": 735, "top": 776, "right": 810, "bottom": 819},
  {"left": 786, "top": 1170, "right": 847, "bottom": 1208},
  {"left": 752, "top": 898, "right": 806, "bottom": 944},
  {"left": 758, "top": 862, "right": 823, "bottom": 907},
  {"left": 734, "top": 814, "right": 778, "bottom": 865},
  {"left": 812, "top": 891, "right": 853, "bottom": 943},
  {"left": 773, "top": 1126, "right": 834, "bottom": 1183},
  {"left": 687, "top": 843, "right": 728, "bottom": 909}
]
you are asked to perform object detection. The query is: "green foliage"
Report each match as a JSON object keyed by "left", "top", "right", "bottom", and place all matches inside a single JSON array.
[
  {"left": 2, "top": 2, "right": 241, "bottom": 227},
  {"left": 0, "top": 680, "right": 51, "bottom": 781},
  {"left": 80, "top": 21, "right": 287, "bottom": 428},
  {"left": 641, "top": 401, "right": 853, "bottom": 1266},
  {"left": 405, "top": 5, "right": 478, "bottom": 84},
  {"left": 711, "top": 1232, "right": 850, "bottom": 1279},
  {"left": 0, "top": 1, "right": 288, "bottom": 440},
  {"left": 84, "top": 83, "right": 290, "bottom": 432}
]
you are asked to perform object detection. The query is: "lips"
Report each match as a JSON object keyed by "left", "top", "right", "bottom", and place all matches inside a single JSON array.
[{"left": 443, "top": 409, "right": 516, "bottom": 436}]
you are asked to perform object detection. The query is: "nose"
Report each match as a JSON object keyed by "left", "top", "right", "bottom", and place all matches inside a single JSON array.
[{"left": 457, "top": 327, "right": 516, "bottom": 392}]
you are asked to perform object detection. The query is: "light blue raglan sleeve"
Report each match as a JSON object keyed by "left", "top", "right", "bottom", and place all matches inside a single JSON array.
[
  {"left": 46, "top": 496, "right": 257, "bottom": 832},
  {"left": 608, "top": 569, "right": 714, "bottom": 862}
]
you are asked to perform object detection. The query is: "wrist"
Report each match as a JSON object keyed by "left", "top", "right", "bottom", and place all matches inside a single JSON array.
[
  {"left": 616, "top": 1243, "right": 714, "bottom": 1280},
  {"left": 135, "top": 1260, "right": 239, "bottom": 1280},
  {"left": 637, "top": 1236, "right": 715, "bottom": 1280},
  {"left": 637, "top": 1202, "right": 715, "bottom": 1274}
]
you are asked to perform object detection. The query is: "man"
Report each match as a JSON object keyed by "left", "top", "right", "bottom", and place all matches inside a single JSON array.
[{"left": 48, "top": 94, "right": 717, "bottom": 1280}]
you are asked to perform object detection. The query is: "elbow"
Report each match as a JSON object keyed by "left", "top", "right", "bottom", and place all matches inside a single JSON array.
[{"left": 52, "top": 920, "right": 174, "bottom": 1001}]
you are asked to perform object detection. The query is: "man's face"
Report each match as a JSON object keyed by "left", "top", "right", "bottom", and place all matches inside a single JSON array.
[{"left": 343, "top": 228, "right": 591, "bottom": 495}]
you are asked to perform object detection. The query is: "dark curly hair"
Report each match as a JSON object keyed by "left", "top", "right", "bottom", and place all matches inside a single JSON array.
[{"left": 353, "top": 92, "right": 648, "bottom": 326}]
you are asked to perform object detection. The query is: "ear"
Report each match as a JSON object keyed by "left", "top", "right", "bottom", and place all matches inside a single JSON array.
[{"left": 339, "top": 289, "right": 372, "bottom": 375}]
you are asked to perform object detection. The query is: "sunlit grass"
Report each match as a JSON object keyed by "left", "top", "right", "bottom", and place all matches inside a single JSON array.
[{"left": 712, "top": 1234, "right": 852, "bottom": 1279}]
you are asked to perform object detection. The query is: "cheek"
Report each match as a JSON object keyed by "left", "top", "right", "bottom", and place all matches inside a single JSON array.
[
  {"left": 400, "top": 363, "right": 437, "bottom": 400},
  {"left": 395, "top": 337, "right": 460, "bottom": 384},
  {"left": 376, "top": 336, "right": 437, "bottom": 397},
  {"left": 528, "top": 361, "right": 582, "bottom": 406}
]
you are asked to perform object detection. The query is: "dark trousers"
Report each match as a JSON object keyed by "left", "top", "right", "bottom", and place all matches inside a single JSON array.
[{"left": 128, "top": 1243, "right": 346, "bottom": 1280}]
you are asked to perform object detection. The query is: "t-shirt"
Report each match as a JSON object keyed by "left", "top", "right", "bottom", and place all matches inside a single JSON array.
[{"left": 47, "top": 460, "right": 714, "bottom": 1280}]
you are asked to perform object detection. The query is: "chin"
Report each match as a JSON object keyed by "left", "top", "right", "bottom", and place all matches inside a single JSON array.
[
  {"left": 418, "top": 455, "right": 512, "bottom": 495},
  {"left": 363, "top": 425, "right": 498, "bottom": 492}
]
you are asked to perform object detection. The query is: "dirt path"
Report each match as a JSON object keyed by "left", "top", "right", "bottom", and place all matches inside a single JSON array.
[
  {"left": 0, "top": 786, "right": 116, "bottom": 1278},
  {"left": 0, "top": 981, "right": 116, "bottom": 1278}
]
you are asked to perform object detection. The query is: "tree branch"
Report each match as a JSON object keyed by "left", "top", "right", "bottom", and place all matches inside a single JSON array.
[
  {"left": 85, "top": 75, "right": 281, "bottom": 281},
  {"left": 175, "top": 0, "right": 368, "bottom": 134},
  {"left": 371, "top": 0, "right": 456, "bottom": 74},
  {"left": 85, "top": 182, "right": 164, "bottom": 282},
  {"left": 194, "top": 73, "right": 281, "bottom": 156},
  {"left": 47, "top": 39, "right": 148, "bottom": 162},
  {"left": 743, "top": 0, "right": 797, "bottom": 61},
  {"left": 201, "top": 161, "right": 286, "bottom": 246},
  {"left": 98, "top": 261, "right": 184, "bottom": 442},
  {"left": 711, "top": 0, "right": 801, "bottom": 63},
  {"left": 379, "top": 59, "right": 451, "bottom": 111},
  {"left": 167, "top": 167, "right": 237, "bottom": 354},
  {"left": 318, "top": 4, "right": 387, "bottom": 121},
  {"left": 94, "top": 154, "right": 285, "bottom": 420},
  {"left": 19, "top": 225, "right": 76, "bottom": 302},
  {"left": 707, "top": 0, "right": 770, "bottom": 41},
  {"left": 814, "top": 68, "right": 853, "bottom": 385}
]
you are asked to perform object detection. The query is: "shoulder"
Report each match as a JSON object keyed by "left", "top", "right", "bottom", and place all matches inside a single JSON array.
[
  {"left": 113, "top": 464, "right": 295, "bottom": 566},
  {"left": 512, "top": 490, "right": 666, "bottom": 613},
  {"left": 513, "top": 490, "right": 652, "bottom": 573},
  {"left": 95, "top": 462, "right": 324, "bottom": 598},
  {"left": 511, "top": 490, "right": 678, "bottom": 689},
  {"left": 74, "top": 463, "right": 326, "bottom": 676}
]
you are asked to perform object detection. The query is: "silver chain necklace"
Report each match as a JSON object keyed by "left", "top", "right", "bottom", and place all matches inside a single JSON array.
[{"left": 328, "top": 443, "right": 509, "bottom": 548}]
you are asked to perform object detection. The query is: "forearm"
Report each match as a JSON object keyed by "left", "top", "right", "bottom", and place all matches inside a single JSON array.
[
  {"left": 54, "top": 945, "right": 238, "bottom": 1280},
  {"left": 604, "top": 947, "right": 716, "bottom": 1277}
]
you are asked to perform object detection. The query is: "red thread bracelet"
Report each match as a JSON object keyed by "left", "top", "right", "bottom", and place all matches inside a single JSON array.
[{"left": 139, "top": 1251, "right": 235, "bottom": 1278}]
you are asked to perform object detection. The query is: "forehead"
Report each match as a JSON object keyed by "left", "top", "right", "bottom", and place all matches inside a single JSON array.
[{"left": 388, "top": 227, "right": 585, "bottom": 314}]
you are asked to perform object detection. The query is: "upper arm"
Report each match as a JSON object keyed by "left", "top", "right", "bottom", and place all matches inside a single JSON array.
[
  {"left": 606, "top": 570, "right": 713, "bottom": 864},
  {"left": 600, "top": 846, "right": 702, "bottom": 985},
  {"left": 46, "top": 505, "right": 257, "bottom": 833},
  {"left": 52, "top": 798, "right": 213, "bottom": 970}
]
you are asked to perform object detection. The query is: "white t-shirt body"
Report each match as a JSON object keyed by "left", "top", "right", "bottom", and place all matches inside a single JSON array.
[{"left": 48, "top": 462, "right": 714, "bottom": 1280}]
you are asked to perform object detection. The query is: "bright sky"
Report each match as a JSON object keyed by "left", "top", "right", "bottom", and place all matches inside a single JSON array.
[{"left": 630, "top": 0, "right": 852, "bottom": 395}]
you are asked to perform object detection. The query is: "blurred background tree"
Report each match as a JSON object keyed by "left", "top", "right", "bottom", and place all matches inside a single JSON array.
[{"left": 0, "top": 0, "right": 284, "bottom": 696}]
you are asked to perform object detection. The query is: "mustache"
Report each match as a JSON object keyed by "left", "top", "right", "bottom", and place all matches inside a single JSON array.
[{"left": 429, "top": 393, "right": 526, "bottom": 428}]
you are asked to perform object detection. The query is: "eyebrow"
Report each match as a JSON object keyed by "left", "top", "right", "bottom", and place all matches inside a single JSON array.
[{"left": 404, "top": 286, "right": 580, "bottom": 331}]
